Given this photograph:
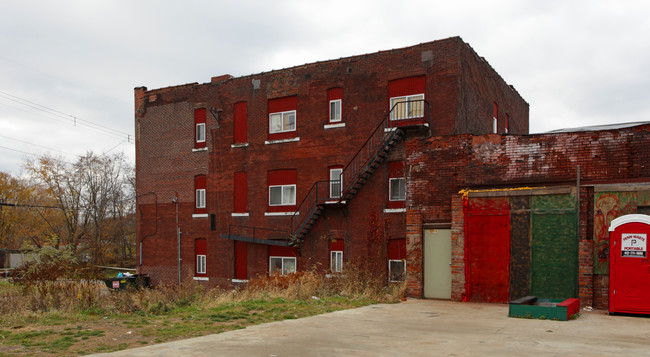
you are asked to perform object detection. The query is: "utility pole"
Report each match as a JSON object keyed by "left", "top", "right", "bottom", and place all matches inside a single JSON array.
[{"left": 173, "top": 197, "right": 181, "bottom": 286}]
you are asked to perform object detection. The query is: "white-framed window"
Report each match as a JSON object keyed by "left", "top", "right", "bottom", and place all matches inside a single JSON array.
[
  {"left": 331, "top": 251, "right": 343, "bottom": 273},
  {"left": 196, "top": 123, "right": 206, "bottom": 143},
  {"left": 329, "top": 168, "right": 343, "bottom": 198},
  {"left": 389, "top": 259, "right": 406, "bottom": 282},
  {"left": 389, "top": 178, "right": 406, "bottom": 201},
  {"left": 390, "top": 94, "right": 424, "bottom": 120},
  {"left": 196, "top": 189, "right": 206, "bottom": 209},
  {"left": 197, "top": 254, "right": 206, "bottom": 274},
  {"left": 329, "top": 99, "right": 342, "bottom": 122},
  {"left": 269, "top": 110, "right": 296, "bottom": 134},
  {"left": 269, "top": 184, "right": 296, "bottom": 206},
  {"left": 269, "top": 256, "right": 296, "bottom": 276}
]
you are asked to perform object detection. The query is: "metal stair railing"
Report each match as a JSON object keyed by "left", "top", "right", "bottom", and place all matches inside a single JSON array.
[
  {"left": 289, "top": 99, "right": 429, "bottom": 244},
  {"left": 340, "top": 99, "right": 429, "bottom": 201}
]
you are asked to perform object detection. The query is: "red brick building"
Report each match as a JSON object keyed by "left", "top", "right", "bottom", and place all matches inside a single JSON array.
[{"left": 135, "top": 36, "right": 649, "bottom": 308}]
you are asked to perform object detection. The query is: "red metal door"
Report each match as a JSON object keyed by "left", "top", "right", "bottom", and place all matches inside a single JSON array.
[
  {"left": 235, "top": 241, "right": 247, "bottom": 280},
  {"left": 609, "top": 215, "right": 650, "bottom": 314},
  {"left": 467, "top": 198, "right": 511, "bottom": 303}
]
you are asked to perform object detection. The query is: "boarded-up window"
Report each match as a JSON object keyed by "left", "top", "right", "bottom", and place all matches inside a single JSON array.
[{"left": 234, "top": 102, "right": 247, "bottom": 144}]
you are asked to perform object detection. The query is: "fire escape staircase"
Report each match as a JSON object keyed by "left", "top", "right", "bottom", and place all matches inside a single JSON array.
[
  {"left": 288, "top": 100, "right": 429, "bottom": 246},
  {"left": 222, "top": 100, "right": 429, "bottom": 248}
]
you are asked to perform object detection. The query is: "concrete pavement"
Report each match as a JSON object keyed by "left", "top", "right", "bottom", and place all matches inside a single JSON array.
[{"left": 88, "top": 299, "right": 650, "bottom": 356}]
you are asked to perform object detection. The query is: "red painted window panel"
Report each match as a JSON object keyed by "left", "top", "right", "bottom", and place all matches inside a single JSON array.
[
  {"left": 234, "top": 102, "right": 247, "bottom": 144},
  {"left": 234, "top": 171, "right": 247, "bottom": 213},
  {"left": 466, "top": 197, "right": 511, "bottom": 303},
  {"left": 493, "top": 103, "right": 498, "bottom": 119},
  {"left": 194, "top": 108, "right": 207, "bottom": 148},
  {"left": 387, "top": 161, "right": 405, "bottom": 209},
  {"left": 327, "top": 87, "right": 343, "bottom": 101},
  {"left": 195, "top": 175, "right": 207, "bottom": 214},
  {"left": 388, "top": 76, "right": 426, "bottom": 98},
  {"left": 268, "top": 96, "right": 297, "bottom": 113},
  {"left": 387, "top": 239, "right": 406, "bottom": 260},
  {"left": 329, "top": 239, "right": 344, "bottom": 252},
  {"left": 268, "top": 245, "right": 297, "bottom": 257},
  {"left": 267, "top": 169, "right": 297, "bottom": 212},
  {"left": 235, "top": 241, "right": 247, "bottom": 280},
  {"left": 268, "top": 169, "right": 297, "bottom": 186}
]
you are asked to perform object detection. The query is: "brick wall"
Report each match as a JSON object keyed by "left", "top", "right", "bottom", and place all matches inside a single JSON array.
[
  {"left": 406, "top": 124, "right": 650, "bottom": 303},
  {"left": 135, "top": 37, "right": 528, "bottom": 286}
]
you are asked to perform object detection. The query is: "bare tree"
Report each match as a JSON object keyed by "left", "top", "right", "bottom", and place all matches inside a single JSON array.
[{"left": 24, "top": 152, "right": 135, "bottom": 265}]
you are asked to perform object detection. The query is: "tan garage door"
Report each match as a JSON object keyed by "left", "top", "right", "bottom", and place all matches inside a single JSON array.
[{"left": 424, "top": 229, "right": 452, "bottom": 299}]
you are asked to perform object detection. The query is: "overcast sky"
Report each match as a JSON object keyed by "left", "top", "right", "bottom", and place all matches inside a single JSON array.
[{"left": 1, "top": 0, "right": 648, "bottom": 176}]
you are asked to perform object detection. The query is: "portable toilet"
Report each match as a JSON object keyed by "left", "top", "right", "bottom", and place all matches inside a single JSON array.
[{"left": 608, "top": 214, "right": 650, "bottom": 315}]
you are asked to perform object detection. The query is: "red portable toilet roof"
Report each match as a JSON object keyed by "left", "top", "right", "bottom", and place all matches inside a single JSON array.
[{"left": 609, "top": 214, "right": 650, "bottom": 232}]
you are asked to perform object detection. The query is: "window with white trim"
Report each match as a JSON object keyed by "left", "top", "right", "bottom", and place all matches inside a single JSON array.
[
  {"left": 269, "top": 184, "right": 296, "bottom": 206},
  {"left": 196, "top": 123, "right": 206, "bottom": 143},
  {"left": 196, "top": 189, "right": 206, "bottom": 209},
  {"left": 269, "top": 110, "right": 296, "bottom": 134},
  {"left": 390, "top": 94, "right": 424, "bottom": 120},
  {"left": 270, "top": 256, "right": 296, "bottom": 276},
  {"left": 329, "top": 99, "right": 341, "bottom": 122},
  {"left": 389, "top": 259, "right": 406, "bottom": 282},
  {"left": 389, "top": 178, "right": 406, "bottom": 201},
  {"left": 331, "top": 251, "right": 343, "bottom": 273},
  {"left": 197, "top": 254, "right": 206, "bottom": 274},
  {"left": 329, "top": 168, "right": 343, "bottom": 198}
]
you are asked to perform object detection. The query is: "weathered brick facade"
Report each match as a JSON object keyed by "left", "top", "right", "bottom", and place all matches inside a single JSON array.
[
  {"left": 135, "top": 36, "right": 527, "bottom": 287},
  {"left": 405, "top": 124, "right": 650, "bottom": 307}
]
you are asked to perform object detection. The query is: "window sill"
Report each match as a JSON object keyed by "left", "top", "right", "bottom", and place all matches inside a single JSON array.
[
  {"left": 192, "top": 213, "right": 209, "bottom": 218},
  {"left": 231, "top": 212, "right": 249, "bottom": 217},
  {"left": 324, "top": 122, "right": 345, "bottom": 129},
  {"left": 192, "top": 147, "right": 208, "bottom": 152},
  {"left": 232, "top": 279, "right": 249, "bottom": 283},
  {"left": 231, "top": 142, "right": 249, "bottom": 148},
  {"left": 325, "top": 200, "right": 347, "bottom": 204},
  {"left": 193, "top": 277, "right": 209, "bottom": 281},
  {"left": 383, "top": 208, "right": 406, "bottom": 213},
  {"left": 265, "top": 137, "right": 300, "bottom": 145},
  {"left": 264, "top": 211, "right": 299, "bottom": 216}
]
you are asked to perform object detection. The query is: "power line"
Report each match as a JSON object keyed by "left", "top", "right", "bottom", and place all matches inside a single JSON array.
[
  {"left": 0, "top": 134, "right": 76, "bottom": 157},
  {"left": 0, "top": 90, "right": 133, "bottom": 143},
  {"left": 0, "top": 144, "right": 40, "bottom": 157},
  {"left": 0, "top": 100, "right": 128, "bottom": 143}
]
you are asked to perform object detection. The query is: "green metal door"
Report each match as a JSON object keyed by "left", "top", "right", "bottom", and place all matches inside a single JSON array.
[{"left": 530, "top": 194, "right": 578, "bottom": 299}]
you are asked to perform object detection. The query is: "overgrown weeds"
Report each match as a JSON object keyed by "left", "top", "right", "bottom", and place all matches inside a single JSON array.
[
  {"left": 0, "top": 263, "right": 406, "bottom": 355},
  {"left": 1, "top": 262, "right": 406, "bottom": 322}
]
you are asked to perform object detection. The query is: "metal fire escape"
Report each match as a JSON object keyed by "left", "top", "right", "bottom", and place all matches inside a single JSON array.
[{"left": 222, "top": 100, "right": 429, "bottom": 247}]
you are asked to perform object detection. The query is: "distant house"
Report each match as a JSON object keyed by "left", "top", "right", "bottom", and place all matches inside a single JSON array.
[{"left": 0, "top": 249, "right": 39, "bottom": 270}]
